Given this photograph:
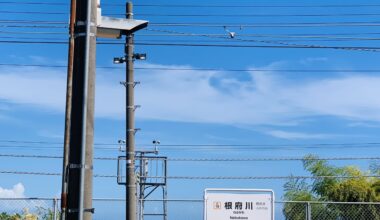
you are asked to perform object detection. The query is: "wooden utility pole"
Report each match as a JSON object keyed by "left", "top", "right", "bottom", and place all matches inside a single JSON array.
[{"left": 60, "top": 0, "right": 76, "bottom": 218}]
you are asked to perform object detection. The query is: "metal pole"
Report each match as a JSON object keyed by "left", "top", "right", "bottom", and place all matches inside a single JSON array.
[
  {"left": 126, "top": 2, "right": 137, "bottom": 220},
  {"left": 307, "top": 202, "right": 311, "bottom": 220},
  {"left": 61, "top": 0, "right": 76, "bottom": 218},
  {"left": 77, "top": 0, "right": 92, "bottom": 218},
  {"left": 139, "top": 153, "right": 145, "bottom": 220},
  {"left": 53, "top": 198, "right": 58, "bottom": 220}
]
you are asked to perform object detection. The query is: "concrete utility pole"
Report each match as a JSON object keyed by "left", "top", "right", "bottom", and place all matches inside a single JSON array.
[
  {"left": 126, "top": 3, "right": 137, "bottom": 220},
  {"left": 65, "top": 0, "right": 96, "bottom": 219},
  {"left": 62, "top": 0, "right": 147, "bottom": 218}
]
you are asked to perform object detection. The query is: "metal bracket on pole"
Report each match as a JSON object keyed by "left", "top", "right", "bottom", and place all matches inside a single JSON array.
[
  {"left": 68, "top": 163, "right": 93, "bottom": 170},
  {"left": 128, "top": 128, "right": 141, "bottom": 134},
  {"left": 120, "top": 81, "right": 140, "bottom": 87},
  {"left": 127, "top": 105, "right": 141, "bottom": 111},
  {"left": 68, "top": 208, "right": 95, "bottom": 214}
]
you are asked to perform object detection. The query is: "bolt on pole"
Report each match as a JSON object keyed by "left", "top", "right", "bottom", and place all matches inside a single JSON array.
[{"left": 126, "top": 2, "right": 137, "bottom": 220}]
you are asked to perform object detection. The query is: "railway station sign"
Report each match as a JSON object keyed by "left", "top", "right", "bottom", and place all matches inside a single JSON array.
[{"left": 204, "top": 189, "right": 274, "bottom": 220}]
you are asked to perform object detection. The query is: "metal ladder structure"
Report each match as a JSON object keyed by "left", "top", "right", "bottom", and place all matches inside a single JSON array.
[{"left": 117, "top": 144, "right": 168, "bottom": 220}]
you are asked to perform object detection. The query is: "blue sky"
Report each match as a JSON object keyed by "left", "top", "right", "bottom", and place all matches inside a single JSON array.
[{"left": 0, "top": 0, "right": 380, "bottom": 218}]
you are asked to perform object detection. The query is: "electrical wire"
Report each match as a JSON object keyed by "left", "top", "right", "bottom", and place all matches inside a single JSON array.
[
  {"left": 135, "top": 13, "right": 380, "bottom": 18},
  {"left": 2, "top": 10, "right": 380, "bottom": 18},
  {"left": 3, "top": 36, "right": 380, "bottom": 43},
  {"left": 0, "top": 25, "right": 67, "bottom": 29},
  {"left": 1, "top": 1, "right": 380, "bottom": 8},
  {"left": 2, "top": 140, "right": 380, "bottom": 147},
  {"left": 0, "top": 30, "right": 65, "bottom": 35},
  {"left": 0, "top": 153, "right": 379, "bottom": 162},
  {"left": 3, "top": 32, "right": 380, "bottom": 43},
  {"left": 0, "top": 20, "right": 66, "bottom": 24},
  {"left": 1, "top": 63, "right": 380, "bottom": 73},
  {"left": 149, "top": 22, "right": 380, "bottom": 28},
  {"left": 3, "top": 29, "right": 380, "bottom": 39},
  {"left": 1, "top": 40, "right": 379, "bottom": 51},
  {"left": 4, "top": 20, "right": 380, "bottom": 28},
  {"left": 151, "top": 175, "right": 380, "bottom": 180},
  {"left": 4, "top": 34, "right": 380, "bottom": 43},
  {"left": 0, "top": 170, "right": 378, "bottom": 180},
  {"left": 0, "top": 11, "right": 67, "bottom": 15},
  {"left": 0, "top": 1, "right": 67, "bottom": 5},
  {"left": 133, "top": 4, "right": 380, "bottom": 8},
  {"left": 144, "top": 28, "right": 380, "bottom": 52},
  {"left": 0, "top": 143, "right": 380, "bottom": 151}
]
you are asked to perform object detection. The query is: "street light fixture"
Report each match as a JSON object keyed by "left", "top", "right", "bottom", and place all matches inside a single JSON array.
[{"left": 113, "top": 57, "right": 126, "bottom": 64}]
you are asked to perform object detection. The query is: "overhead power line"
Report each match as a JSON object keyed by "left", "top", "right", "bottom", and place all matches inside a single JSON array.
[
  {"left": 0, "top": 170, "right": 115, "bottom": 178},
  {"left": 3, "top": 29, "right": 380, "bottom": 38},
  {"left": 0, "top": 20, "right": 66, "bottom": 24},
  {"left": 1, "top": 1, "right": 380, "bottom": 8},
  {"left": 0, "top": 170, "right": 378, "bottom": 180},
  {"left": 136, "top": 13, "right": 380, "bottom": 18},
  {"left": 1, "top": 63, "right": 380, "bottom": 76},
  {"left": 4, "top": 20, "right": 380, "bottom": 28},
  {"left": 2, "top": 10, "right": 380, "bottom": 18},
  {"left": 3, "top": 34, "right": 380, "bottom": 43},
  {"left": 0, "top": 144, "right": 380, "bottom": 152},
  {"left": 149, "top": 22, "right": 380, "bottom": 28},
  {"left": 0, "top": 10, "right": 67, "bottom": 15},
  {"left": 133, "top": 3, "right": 380, "bottom": 8},
  {"left": 1, "top": 140, "right": 380, "bottom": 147},
  {"left": 152, "top": 175, "right": 380, "bottom": 180},
  {"left": 1, "top": 63, "right": 380, "bottom": 73},
  {"left": 0, "top": 153, "right": 379, "bottom": 162},
  {"left": 1, "top": 40, "right": 379, "bottom": 51},
  {"left": 3, "top": 36, "right": 380, "bottom": 43},
  {"left": 136, "top": 42, "right": 380, "bottom": 52},
  {"left": 0, "top": 1, "right": 67, "bottom": 5}
]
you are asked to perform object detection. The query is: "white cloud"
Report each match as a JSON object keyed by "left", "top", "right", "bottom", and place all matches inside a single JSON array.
[
  {"left": 0, "top": 183, "right": 25, "bottom": 198},
  {"left": 347, "top": 122, "right": 380, "bottom": 128},
  {"left": 266, "top": 130, "right": 335, "bottom": 140},
  {"left": 0, "top": 63, "right": 380, "bottom": 126},
  {"left": 0, "top": 67, "right": 66, "bottom": 112},
  {"left": 299, "top": 57, "right": 328, "bottom": 64}
]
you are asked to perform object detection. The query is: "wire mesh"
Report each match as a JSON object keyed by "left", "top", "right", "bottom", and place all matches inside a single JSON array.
[
  {"left": 0, "top": 198, "right": 57, "bottom": 220},
  {"left": 0, "top": 198, "right": 379, "bottom": 219}
]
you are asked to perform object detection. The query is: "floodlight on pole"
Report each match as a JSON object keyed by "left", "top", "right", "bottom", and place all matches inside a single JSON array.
[
  {"left": 133, "top": 53, "right": 147, "bottom": 60},
  {"left": 113, "top": 57, "right": 126, "bottom": 64}
]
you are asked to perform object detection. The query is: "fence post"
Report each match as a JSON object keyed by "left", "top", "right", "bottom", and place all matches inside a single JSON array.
[
  {"left": 53, "top": 198, "right": 58, "bottom": 220},
  {"left": 306, "top": 202, "right": 311, "bottom": 220}
]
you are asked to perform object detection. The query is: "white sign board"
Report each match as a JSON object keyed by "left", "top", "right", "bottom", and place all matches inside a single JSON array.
[{"left": 204, "top": 189, "right": 274, "bottom": 220}]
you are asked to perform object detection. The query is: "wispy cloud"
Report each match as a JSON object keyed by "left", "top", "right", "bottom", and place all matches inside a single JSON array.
[
  {"left": 0, "top": 62, "right": 380, "bottom": 126},
  {"left": 347, "top": 122, "right": 380, "bottom": 128},
  {"left": 265, "top": 130, "right": 336, "bottom": 140},
  {"left": 299, "top": 57, "right": 328, "bottom": 65}
]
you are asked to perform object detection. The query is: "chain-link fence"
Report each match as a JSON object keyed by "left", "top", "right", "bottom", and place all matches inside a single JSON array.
[
  {"left": 277, "top": 201, "right": 380, "bottom": 220},
  {"left": 0, "top": 198, "right": 58, "bottom": 220},
  {"left": 1, "top": 198, "right": 380, "bottom": 220}
]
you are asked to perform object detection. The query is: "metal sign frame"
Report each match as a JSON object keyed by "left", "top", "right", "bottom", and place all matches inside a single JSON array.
[{"left": 204, "top": 188, "right": 275, "bottom": 220}]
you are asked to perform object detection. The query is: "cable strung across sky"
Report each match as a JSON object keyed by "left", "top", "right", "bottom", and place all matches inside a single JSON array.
[
  {"left": 0, "top": 153, "right": 379, "bottom": 162},
  {"left": 0, "top": 170, "right": 378, "bottom": 180},
  {"left": 2, "top": 1, "right": 380, "bottom": 8}
]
